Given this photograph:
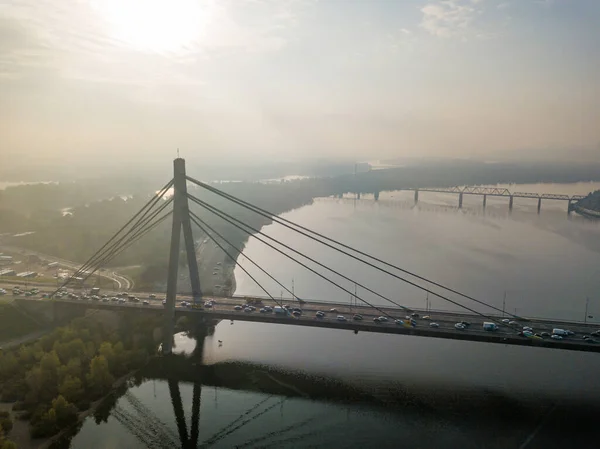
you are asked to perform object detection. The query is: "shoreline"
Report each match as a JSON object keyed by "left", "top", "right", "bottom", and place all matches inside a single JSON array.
[{"left": 37, "top": 366, "right": 144, "bottom": 449}]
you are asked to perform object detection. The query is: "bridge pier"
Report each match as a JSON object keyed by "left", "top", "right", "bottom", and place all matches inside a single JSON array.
[
  {"left": 163, "top": 158, "right": 203, "bottom": 355},
  {"left": 537, "top": 197, "right": 542, "bottom": 214},
  {"left": 374, "top": 191, "right": 380, "bottom": 201},
  {"left": 414, "top": 189, "right": 419, "bottom": 204},
  {"left": 567, "top": 199, "right": 574, "bottom": 216},
  {"left": 458, "top": 192, "right": 463, "bottom": 209},
  {"left": 509, "top": 195, "right": 513, "bottom": 212},
  {"left": 482, "top": 194, "right": 487, "bottom": 210}
]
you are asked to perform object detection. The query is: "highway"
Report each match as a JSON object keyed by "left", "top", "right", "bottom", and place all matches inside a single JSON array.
[
  {"left": 0, "top": 245, "right": 132, "bottom": 290},
  {"left": 17, "top": 291, "right": 600, "bottom": 353}
]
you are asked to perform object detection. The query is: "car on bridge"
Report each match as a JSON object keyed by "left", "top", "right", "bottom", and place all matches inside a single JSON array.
[
  {"left": 336, "top": 315, "right": 347, "bottom": 322},
  {"left": 353, "top": 314, "right": 363, "bottom": 321},
  {"left": 315, "top": 311, "right": 325, "bottom": 318}
]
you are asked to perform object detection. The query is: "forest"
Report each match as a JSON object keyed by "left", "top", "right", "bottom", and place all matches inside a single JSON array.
[
  {"left": 577, "top": 190, "right": 600, "bottom": 212},
  {"left": 0, "top": 313, "right": 161, "bottom": 443}
]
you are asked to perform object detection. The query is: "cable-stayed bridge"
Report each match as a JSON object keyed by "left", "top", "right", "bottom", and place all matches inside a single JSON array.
[{"left": 16, "top": 158, "right": 599, "bottom": 354}]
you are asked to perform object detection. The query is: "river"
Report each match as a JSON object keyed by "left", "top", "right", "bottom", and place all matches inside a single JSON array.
[{"left": 64, "top": 182, "right": 600, "bottom": 449}]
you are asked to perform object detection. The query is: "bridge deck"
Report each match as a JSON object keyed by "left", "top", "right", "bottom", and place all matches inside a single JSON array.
[
  {"left": 411, "top": 188, "right": 584, "bottom": 200},
  {"left": 18, "top": 296, "right": 600, "bottom": 353}
]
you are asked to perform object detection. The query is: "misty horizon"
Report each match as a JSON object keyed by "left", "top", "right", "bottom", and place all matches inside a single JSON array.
[{"left": 2, "top": 0, "right": 599, "bottom": 169}]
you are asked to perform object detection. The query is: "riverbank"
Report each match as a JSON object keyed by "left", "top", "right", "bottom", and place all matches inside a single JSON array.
[
  {"left": 574, "top": 189, "right": 600, "bottom": 219},
  {"left": 179, "top": 236, "right": 239, "bottom": 297},
  {"left": 39, "top": 367, "right": 140, "bottom": 449}
]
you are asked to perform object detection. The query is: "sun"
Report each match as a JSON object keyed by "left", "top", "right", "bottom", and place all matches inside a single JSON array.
[{"left": 91, "top": 0, "right": 208, "bottom": 53}]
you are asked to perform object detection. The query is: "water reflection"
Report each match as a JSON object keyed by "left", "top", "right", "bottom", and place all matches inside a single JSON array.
[{"left": 64, "top": 335, "right": 600, "bottom": 449}]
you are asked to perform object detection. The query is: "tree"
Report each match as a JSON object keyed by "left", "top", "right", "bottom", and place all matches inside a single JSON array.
[
  {"left": 98, "top": 342, "right": 115, "bottom": 372},
  {"left": 84, "top": 342, "right": 96, "bottom": 360},
  {"left": 87, "top": 356, "right": 114, "bottom": 395},
  {"left": 54, "top": 338, "right": 85, "bottom": 364},
  {"left": 25, "top": 367, "right": 43, "bottom": 403},
  {"left": 0, "top": 353, "right": 18, "bottom": 380},
  {"left": 51, "top": 395, "right": 78, "bottom": 427},
  {"left": 59, "top": 375, "right": 84, "bottom": 403},
  {"left": 40, "top": 351, "right": 60, "bottom": 375},
  {"left": 31, "top": 408, "right": 57, "bottom": 438},
  {"left": 0, "top": 412, "right": 12, "bottom": 434},
  {"left": 58, "top": 358, "right": 82, "bottom": 383},
  {"left": 0, "top": 421, "right": 17, "bottom": 449}
]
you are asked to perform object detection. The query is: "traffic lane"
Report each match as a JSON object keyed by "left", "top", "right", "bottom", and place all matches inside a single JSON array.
[
  {"left": 191, "top": 309, "right": 600, "bottom": 349},
  {"left": 47, "top": 292, "right": 600, "bottom": 339},
  {"left": 33, "top": 298, "right": 600, "bottom": 346},
  {"left": 198, "top": 298, "right": 594, "bottom": 337},
  {"left": 147, "top": 296, "right": 597, "bottom": 338},
  {"left": 197, "top": 301, "right": 598, "bottom": 343},
  {"left": 92, "top": 291, "right": 600, "bottom": 332}
]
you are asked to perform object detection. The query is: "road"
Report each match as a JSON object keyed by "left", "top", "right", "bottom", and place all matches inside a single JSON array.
[
  {"left": 19, "top": 291, "right": 600, "bottom": 353},
  {"left": 0, "top": 329, "right": 51, "bottom": 350},
  {"left": 0, "top": 245, "right": 132, "bottom": 290}
]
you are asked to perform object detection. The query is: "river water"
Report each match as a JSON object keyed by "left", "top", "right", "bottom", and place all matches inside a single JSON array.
[{"left": 65, "top": 183, "right": 600, "bottom": 449}]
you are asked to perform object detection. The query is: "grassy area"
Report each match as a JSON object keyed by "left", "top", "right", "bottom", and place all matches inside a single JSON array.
[
  {"left": 0, "top": 276, "right": 59, "bottom": 286},
  {"left": 0, "top": 302, "right": 41, "bottom": 342},
  {"left": 116, "top": 266, "right": 143, "bottom": 280}
]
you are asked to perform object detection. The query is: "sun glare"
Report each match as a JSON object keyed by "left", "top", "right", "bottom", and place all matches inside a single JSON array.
[{"left": 91, "top": 0, "right": 208, "bottom": 52}]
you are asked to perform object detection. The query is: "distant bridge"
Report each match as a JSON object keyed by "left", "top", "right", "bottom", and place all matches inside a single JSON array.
[{"left": 401, "top": 186, "right": 586, "bottom": 214}]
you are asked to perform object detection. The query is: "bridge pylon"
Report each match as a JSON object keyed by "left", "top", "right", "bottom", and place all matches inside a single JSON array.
[{"left": 163, "top": 158, "right": 202, "bottom": 355}]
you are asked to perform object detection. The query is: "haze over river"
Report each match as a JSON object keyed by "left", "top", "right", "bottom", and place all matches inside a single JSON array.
[{"left": 66, "top": 182, "right": 600, "bottom": 449}]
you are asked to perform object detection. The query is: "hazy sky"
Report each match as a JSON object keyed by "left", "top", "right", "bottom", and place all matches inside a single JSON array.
[{"left": 1, "top": 0, "right": 599, "bottom": 166}]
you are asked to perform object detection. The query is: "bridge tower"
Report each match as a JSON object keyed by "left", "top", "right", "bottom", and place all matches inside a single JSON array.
[
  {"left": 537, "top": 197, "right": 542, "bottom": 214},
  {"left": 482, "top": 194, "right": 487, "bottom": 210},
  {"left": 458, "top": 192, "right": 463, "bottom": 209},
  {"left": 414, "top": 189, "right": 419, "bottom": 204},
  {"left": 163, "top": 158, "right": 202, "bottom": 355},
  {"left": 508, "top": 195, "right": 514, "bottom": 212}
]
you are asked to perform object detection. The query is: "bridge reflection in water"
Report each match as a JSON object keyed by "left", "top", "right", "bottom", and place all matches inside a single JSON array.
[{"left": 56, "top": 327, "right": 600, "bottom": 449}]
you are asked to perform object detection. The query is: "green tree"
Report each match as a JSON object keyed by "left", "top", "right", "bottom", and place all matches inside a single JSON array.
[
  {"left": 0, "top": 421, "right": 17, "bottom": 449},
  {"left": 87, "top": 356, "right": 114, "bottom": 395},
  {"left": 25, "top": 367, "right": 43, "bottom": 403},
  {"left": 0, "top": 353, "right": 18, "bottom": 380},
  {"left": 1, "top": 440, "right": 17, "bottom": 449},
  {"left": 54, "top": 338, "right": 86, "bottom": 364},
  {"left": 40, "top": 351, "right": 60, "bottom": 375},
  {"left": 84, "top": 342, "right": 96, "bottom": 360},
  {"left": 51, "top": 395, "right": 78, "bottom": 427},
  {"left": 98, "top": 342, "right": 115, "bottom": 372},
  {"left": 59, "top": 375, "right": 84, "bottom": 403}
]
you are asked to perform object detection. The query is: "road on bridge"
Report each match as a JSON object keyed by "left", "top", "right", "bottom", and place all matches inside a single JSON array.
[{"left": 26, "top": 291, "right": 600, "bottom": 353}]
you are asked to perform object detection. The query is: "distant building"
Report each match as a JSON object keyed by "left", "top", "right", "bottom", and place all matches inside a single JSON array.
[
  {"left": 0, "top": 269, "right": 16, "bottom": 276},
  {"left": 47, "top": 262, "right": 59, "bottom": 268},
  {"left": 0, "top": 255, "right": 13, "bottom": 266},
  {"left": 16, "top": 271, "right": 37, "bottom": 278}
]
